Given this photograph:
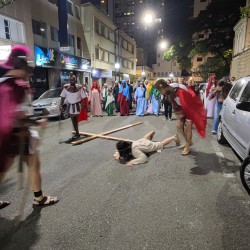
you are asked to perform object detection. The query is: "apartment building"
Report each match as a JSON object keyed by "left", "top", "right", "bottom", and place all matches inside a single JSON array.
[
  {"left": 30, "top": 0, "right": 91, "bottom": 98},
  {"left": 191, "top": 0, "right": 212, "bottom": 80},
  {"left": 81, "top": 3, "right": 136, "bottom": 87},
  {"left": 0, "top": 0, "right": 34, "bottom": 61},
  {"left": 231, "top": 0, "right": 250, "bottom": 79}
]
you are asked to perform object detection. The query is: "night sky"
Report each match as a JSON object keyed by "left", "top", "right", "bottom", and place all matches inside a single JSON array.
[{"left": 165, "top": 0, "right": 193, "bottom": 43}]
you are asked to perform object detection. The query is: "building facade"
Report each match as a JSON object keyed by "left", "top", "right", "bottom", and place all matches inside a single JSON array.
[
  {"left": 30, "top": 0, "right": 91, "bottom": 98},
  {"left": 191, "top": 0, "right": 212, "bottom": 81},
  {"left": 81, "top": 3, "right": 136, "bottom": 87},
  {"left": 231, "top": 0, "right": 250, "bottom": 80},
  {"left": 152, "top": 47, "right": 181, "bottom": 80}
]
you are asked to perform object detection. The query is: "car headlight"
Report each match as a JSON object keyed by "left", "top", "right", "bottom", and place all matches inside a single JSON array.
[{"left": 51, "top": 100, "right": 60, "bottom": 107}]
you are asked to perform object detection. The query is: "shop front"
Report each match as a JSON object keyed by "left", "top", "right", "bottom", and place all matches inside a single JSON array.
[
  {"left": 91, "top": 68, "right": 113, "bottom": 88},
  {"left": 32, "top": 45, "right": 91, "bottom": 99}
]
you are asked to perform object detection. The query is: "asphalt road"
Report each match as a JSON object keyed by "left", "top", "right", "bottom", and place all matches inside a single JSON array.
[{"left": 1, "top": 113, "right": 250, "bottom": 250}]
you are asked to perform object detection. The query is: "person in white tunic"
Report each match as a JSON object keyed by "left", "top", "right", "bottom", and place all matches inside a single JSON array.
[
  {"left": 60, "top": 75, "right": 87, "bottom": 141},
  {"left": 114, "top": 131, "right": 180, "bottom": 166}
]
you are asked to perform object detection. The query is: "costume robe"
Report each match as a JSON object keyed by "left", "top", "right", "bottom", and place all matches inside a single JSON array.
[
  {"left": 118, "top": 85, "right": 130, "bottom": 116},
  {"left": 89, "top": 88, "right": 102, "bottom": 116},
  {"left": 134, "top": 87, "right": 146, "bottom": 116},
  {"left": 105, "top": 94, "right": 115, "bottom": 116}
]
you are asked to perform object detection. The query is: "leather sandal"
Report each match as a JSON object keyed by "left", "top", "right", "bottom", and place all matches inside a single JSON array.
[
  {"left": 33, "top": 196, "right": 59, "bottom": 207},
  {"left": 181, "top": 146, "right": 190, "bottom": 155}
]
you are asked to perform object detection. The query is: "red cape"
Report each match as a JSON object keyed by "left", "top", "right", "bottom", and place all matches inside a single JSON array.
[
  {"left": 78, "top": 87, "right": 88, "bottom": 122},
  {"left": 177, "top": 85, "right": 207, "bottom": 138}
]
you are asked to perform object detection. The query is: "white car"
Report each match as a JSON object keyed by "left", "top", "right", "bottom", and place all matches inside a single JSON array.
[
  {"left": 32, "top": 88, "right": 69, "bottom": 119},
  {"left": 217, "top": 77, "right": 250, "bottom": 160}
]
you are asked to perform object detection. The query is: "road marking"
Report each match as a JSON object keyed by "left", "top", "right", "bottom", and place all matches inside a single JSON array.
[{"left": 211, "top": 140, "right": 235, "bottom": 178}]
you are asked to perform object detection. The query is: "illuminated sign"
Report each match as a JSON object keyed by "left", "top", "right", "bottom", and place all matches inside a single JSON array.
[
  {"left": 0, "top": 45, "right": 11, "bottom": 61},
  {"left": 91, "top": 69, "right": 112, "bottom": 78},
  {"left": 34, "top": 45, "right": 91, "bottom": 71}
]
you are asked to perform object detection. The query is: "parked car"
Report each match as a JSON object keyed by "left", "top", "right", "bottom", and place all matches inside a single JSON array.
[
  {"left": 217, "top": 76, "right": 250, "bottom": 160},
  {"left": 32, "top": 88, "right": 69, "bottom": 119},
  {"left": 199, "top": 83, "right": 207, "bottom": 103}
]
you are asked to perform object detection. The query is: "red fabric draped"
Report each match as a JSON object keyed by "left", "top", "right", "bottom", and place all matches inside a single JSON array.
[
  {"left": 177, "top": 85, "right": 207, "bottom": 138},
  {"left": 78, "top": 88, "right": 88, "bottom": 122}
]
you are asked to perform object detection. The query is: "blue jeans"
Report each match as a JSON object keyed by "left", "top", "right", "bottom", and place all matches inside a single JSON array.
[{"left": 212, "top": 101, "right": 223, "bottom": 132}]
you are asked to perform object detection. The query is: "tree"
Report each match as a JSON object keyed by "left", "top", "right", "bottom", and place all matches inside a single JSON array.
[
  {"left": 163, "top": 41, "right": 193, "bottom": 74},
  {"left": 0, "top": 0, "right": 15, "bottom": 9},
  {"left": 192, "top": 0, "right": 246, "bottom": 72}
]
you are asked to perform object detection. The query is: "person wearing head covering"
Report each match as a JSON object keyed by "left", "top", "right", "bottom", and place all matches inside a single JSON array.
[
  {"left": 147, "top": 83, "right": 161, "bottom": 116},
  {"left": 102, "top": 83, "right": 108, "bottom": 111},
  {"left": 105, "top": 88, "right": 115, "bottom": 116},
  {"left": 134, "top": 82, "right": 146, "bottom": 116},
  {"left": 0, "top": 45, "right": 59, "bottom": 209},
  {"left": 154, "top": 79, "right": 206, "bottom": 155},
  {"left": 113, "top": 81, "right": 120, "bottom": 112},
  {"left": 60, "top": 74, "right": 87, "bottom": 142},
  {"left": 118, "top": 80, "right": 130, "bottom": 116},
  {"left": 89, "top": 81, "right": 103, "bottom": 117}
]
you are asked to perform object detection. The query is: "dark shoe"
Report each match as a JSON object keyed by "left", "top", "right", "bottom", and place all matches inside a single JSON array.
[{"left": 0, "top": 201, "right": 11, "bottom": 210}]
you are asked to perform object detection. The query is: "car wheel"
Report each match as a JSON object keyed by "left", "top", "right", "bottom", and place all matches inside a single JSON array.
[
  {"left": 240, "top": 156, "right": 250, "bottom": 195},
  {"left": 61, "top": 105, "right": 69, "bottom": 120},
  {"left": 217, "top": 120, "right": 227, "bottom": 144}
]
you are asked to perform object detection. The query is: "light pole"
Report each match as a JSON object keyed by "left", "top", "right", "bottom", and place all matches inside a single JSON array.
[{"left": 115, "top": 63, "right": 120, "bottom": 82}]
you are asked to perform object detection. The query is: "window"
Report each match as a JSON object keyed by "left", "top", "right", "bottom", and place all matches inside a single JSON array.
[
  {"left": 173, "top": 62, "right": 176, "bottom": 66},
  {"left": 75, "top": 5, "right": 80, "bottom": 19},
  {"left": 122, "top": 39, "right": 128, "bottom": 50},
  {"left": 68, "top": 34, "right": 75, "bottom": 48},
  {"left": 161, "top": 72, "right": 164, "bottom": 77},
  {"left": 101, "top": 25, "right": 105, "bottom": 36},
  {"left": 50, "top": 26, "right": 58, "bottom": 42},
  {"left": 229, "top": 80, "right": 246, "bottom": 101},
  {"left": 198, "top": 34, "right": 205, "bottom": 39},
  {"left": 32, "top": 19, "right": 47, "bottom": 37},
  {"left": 4, "top": 19, "right": 10, "bottom": 40},
  {"left": 77, "top": 37, "right": 81, "bottom": 50},
  {"left": 67, "top": 0, "right": 73, "bottom": 16},
  {"left": 197, "top": 57, "right": 203, "bottom": 62},
  {"left": 95, "top": 20, "right": 99, "bottom": 34},
  {"left": 158, "top": 63, "right": 160, "bottom": 67},
  {"left": 157, "top": 72, "right": 160, "bottom": 77},
  {"left": 157, "top": 54, "right": 160, "bottom": 58},
  {"left": 240, "top": 82, "right": 250, "bottom": 102},
  {"left": 95, "top": 47, "right": 99, "bottom": 60},
  {"left": 48, "top": 0, "right": 58, "bottom": 6}
]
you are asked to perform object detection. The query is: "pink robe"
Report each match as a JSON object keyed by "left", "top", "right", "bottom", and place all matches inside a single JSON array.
[{"left": 89, "top": 89, "right": 102, "bottom": 116}]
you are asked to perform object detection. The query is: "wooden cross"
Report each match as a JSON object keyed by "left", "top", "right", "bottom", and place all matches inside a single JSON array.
[{"left": 71, "top": 122, "right": 142, "bottom": 145}]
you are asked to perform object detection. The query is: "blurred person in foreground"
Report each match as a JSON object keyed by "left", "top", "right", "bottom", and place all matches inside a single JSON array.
[
  {"left": 154, "top": 79, "right": 206, "bottom": 155},
  {"left": 0, "top": 45, "right": 59, "bottom": 209}
]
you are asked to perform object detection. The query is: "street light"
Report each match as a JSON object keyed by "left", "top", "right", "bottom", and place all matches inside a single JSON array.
[
  {"left": 143, "top": 13, "right": 153, "bottom": 24},
  {"left": 115, "top": 63, "right": 120, "bottom": 81},
  {"left": 159, "top": 40, "right": 168, "bottom": 50}
]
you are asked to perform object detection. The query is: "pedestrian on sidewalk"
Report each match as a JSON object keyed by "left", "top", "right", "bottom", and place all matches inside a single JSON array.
[
  {"left": 114, "top": 131, "right": 180, "bottom": 166},
  {"left": 154, "top": 79, "right": 206, "bottom": 155}
]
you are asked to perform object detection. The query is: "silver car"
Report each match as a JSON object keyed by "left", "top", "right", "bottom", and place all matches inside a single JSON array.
[
  {"left": 32, "top": 88, "right": 69, "bottom": 119},
  {"left": 217, "top": 77, "right": 250, "bottom": 160}
]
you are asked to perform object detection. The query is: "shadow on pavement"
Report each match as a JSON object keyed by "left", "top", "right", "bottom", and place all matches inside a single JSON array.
[
  {"left": 189, "top": 150, "right": 240, "bottom": 176},
  {"left": 0, "top": 207, "right": 42, "bottom": 249}
]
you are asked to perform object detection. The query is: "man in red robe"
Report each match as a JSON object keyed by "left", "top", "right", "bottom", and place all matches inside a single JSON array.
[{"left": 155, "top": 79, "right": 206, "bottom": 155}]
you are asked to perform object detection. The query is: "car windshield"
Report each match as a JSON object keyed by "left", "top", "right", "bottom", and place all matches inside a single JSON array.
[{"left": 39, "top": 89, "right": 62, "bottom": 99}]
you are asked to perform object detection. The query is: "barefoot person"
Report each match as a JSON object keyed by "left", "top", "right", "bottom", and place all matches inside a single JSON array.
[
  {"left": 154, "top": 79, "right": 206, "bottom": 155},
  {"left": 0, "top": 45, "right": 59, "bottom": 209},
  {"left": 60, "top": 74, "right": 87, "bottom": 142},
  {"left": 114, "top": 132, "right": 180, "bottom": 166}
]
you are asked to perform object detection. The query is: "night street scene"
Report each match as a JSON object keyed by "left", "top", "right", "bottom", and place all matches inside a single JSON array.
[{"left": 1, "top": 0, "right": 250, "bottom": 249}]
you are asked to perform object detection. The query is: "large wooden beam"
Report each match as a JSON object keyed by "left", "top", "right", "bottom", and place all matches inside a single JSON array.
[
  {"left": 79, "top": 131, "right": 133, "bottom": 142},
  {"left": 71, "top": 122, "right": 142, "bottom": 145}
]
